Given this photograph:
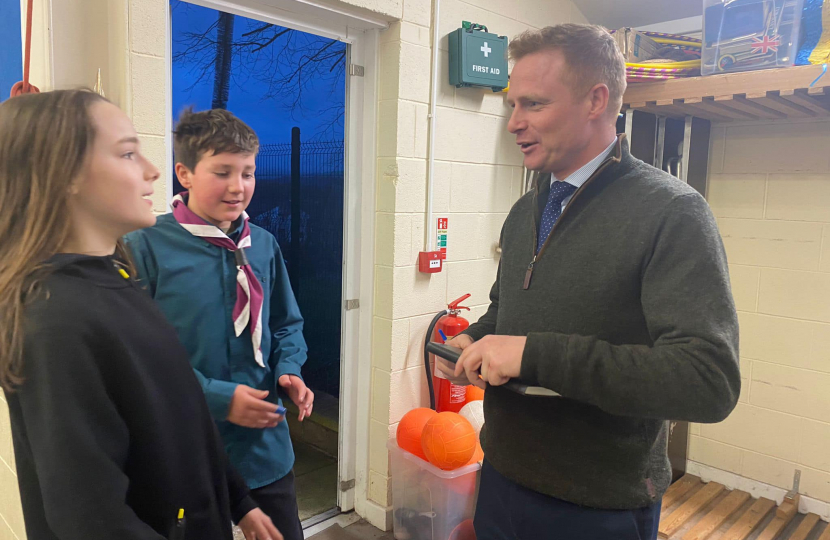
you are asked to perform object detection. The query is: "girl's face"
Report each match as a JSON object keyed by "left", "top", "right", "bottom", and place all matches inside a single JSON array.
[{"left": 68, "top": 102, "right": 159, "bottom": 245}]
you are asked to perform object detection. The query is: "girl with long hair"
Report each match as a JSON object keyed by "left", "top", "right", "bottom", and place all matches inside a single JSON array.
[{"left": 0, "top": 90, "right": 281, "bottom": 540}]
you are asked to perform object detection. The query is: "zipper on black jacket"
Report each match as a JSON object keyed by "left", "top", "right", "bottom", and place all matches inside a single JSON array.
[
  {"left": 523, "top": 254, "right": 537, "bottom": 289},
  {"left": 523, "top": 147, "right": 621, "bottom": 290}
]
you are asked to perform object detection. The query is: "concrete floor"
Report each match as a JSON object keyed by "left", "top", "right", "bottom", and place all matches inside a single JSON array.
[
  {"left": 341, "top": 520, "right": 394, "bottom": 539},
  {"left": 294, "top": 441, "right": 338, "bottom": 521},
  {"left": 234, "top": 516, "right": 393, "bottom": 540},
  {"left": 233, "top": 516, "right": 392, "bottom": 540},
  {"left": 232, "top": 441, "right": 339, "bottom": 539},
  {"left": 304, "top": 520, "right": 395, "bottom": 540}
]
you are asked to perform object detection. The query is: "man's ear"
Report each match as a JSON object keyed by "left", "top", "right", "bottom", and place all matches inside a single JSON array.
[
  {"left": 175, "top": 163, "right": 193, "bottom": 189},
  {"left": 586, "top": 83, "right": 610, "bottom": 121}
]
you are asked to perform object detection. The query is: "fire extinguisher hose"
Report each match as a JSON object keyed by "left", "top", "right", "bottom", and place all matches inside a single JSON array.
[{"left": 424, "top": 309, "right": 448, "bottom": 410}]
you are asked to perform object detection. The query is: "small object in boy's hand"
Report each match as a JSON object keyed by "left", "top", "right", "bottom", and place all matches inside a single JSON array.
[{"left": 276, "top": 406, "right": 287, "bottom": 416}]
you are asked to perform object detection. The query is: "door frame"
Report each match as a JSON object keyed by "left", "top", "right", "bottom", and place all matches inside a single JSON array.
[
  {"left": 339, "top": 27, "right": 379, "bottom": 514},
  {"left": 166, "top": 0, "right": 382, "bottom": 515}
]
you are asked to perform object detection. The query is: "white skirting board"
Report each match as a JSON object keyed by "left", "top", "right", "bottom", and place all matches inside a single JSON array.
[
  {"left": 687, "top": 461, "right": 830, "bottom": 522},
  {"left": 359, "top": 499, "right": 393, "bottom": 532}
]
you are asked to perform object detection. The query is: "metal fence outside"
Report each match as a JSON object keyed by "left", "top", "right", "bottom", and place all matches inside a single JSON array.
[{"left": 248, "top": 131, "right": 345, "bottom": 397}]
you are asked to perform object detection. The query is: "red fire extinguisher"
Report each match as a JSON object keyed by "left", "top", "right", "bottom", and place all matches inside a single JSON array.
[{"left": 431, "top": 294, "right": 471, "bottom": 413}]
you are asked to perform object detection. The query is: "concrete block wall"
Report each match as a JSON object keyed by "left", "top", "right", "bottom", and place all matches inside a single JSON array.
[
  {"left": 694, "top": 119, "right": 830, "bottom": 503},
  {"left": 128, "top": 0, "right": 171, "bottom": 213},
  {"left": 0, "top": 393, "right": 23, "bottom": 540},
  {"left": 366, "top": 0, "right": 589, "bottom": 517}
]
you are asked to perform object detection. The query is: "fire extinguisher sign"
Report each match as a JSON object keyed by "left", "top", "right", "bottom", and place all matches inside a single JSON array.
[{"left": 437, "top": 218, "right": 448, "bottom": 260}]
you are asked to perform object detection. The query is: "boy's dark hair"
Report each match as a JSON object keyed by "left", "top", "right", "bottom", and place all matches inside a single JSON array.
[{"left": 173, "top": 108, "right": 259, "bottom": 171}]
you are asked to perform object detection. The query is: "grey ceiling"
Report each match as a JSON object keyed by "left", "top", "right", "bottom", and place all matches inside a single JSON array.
[{"left": 571, "top": 0, "right": 703, "bottom": 29}]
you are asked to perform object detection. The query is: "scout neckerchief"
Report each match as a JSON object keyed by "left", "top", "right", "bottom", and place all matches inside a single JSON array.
[{"left": 171, "top": 192, "right": 265, "bottom": 367}]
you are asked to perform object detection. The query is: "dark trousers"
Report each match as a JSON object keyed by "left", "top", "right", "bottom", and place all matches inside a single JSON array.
[
  {"left": 249, "top": 471, "right": 304, "bottom": 540},
  {"left": 474, "top": 461, "right": 661, "bottom": 540}
]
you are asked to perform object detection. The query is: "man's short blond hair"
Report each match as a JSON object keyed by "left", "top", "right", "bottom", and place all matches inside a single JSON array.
[{"left": 509, "top": 24, "right": 627, "bottom": 118}]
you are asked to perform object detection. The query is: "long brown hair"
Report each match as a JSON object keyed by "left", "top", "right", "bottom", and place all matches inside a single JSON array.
[{"left": 0, "top": 89, "right": 122, "bottom": 391}]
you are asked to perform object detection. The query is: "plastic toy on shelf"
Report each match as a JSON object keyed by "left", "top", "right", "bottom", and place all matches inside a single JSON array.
[
  {"left": 612, "top": 28, "right": 703, "bottom": 82},
  {"left": 702, "top": 0, "right": 805, "bottom": 75}
]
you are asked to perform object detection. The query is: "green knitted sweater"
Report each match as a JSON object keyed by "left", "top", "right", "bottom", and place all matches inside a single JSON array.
[{"left": 464, "top": 137, "right": 740, "bottom": 510}]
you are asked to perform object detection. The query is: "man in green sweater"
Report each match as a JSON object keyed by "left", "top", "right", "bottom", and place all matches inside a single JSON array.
[{"left": 439, "top": 24, "right": 740, "bottom": 540}]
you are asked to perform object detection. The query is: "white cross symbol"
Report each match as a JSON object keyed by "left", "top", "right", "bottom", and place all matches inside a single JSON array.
[{"left": 481, "top": 42, "right": 491, "bottom": 57}]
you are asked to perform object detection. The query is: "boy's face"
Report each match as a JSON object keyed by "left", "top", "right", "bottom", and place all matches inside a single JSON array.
[{"left": 176, "top": 150, "right": 256, "bottom": 231}]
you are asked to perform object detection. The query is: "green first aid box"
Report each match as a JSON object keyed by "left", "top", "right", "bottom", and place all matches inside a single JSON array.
[{"left": 448, "top": 26, "right": 508, "bottom": 91}]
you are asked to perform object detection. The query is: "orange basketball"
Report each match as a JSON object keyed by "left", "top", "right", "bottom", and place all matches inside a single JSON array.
[
  {"left": 396, "top": 408, "right": 437, "bottom": 460},
  {"left": 466, "top": 385, "right": 484, "bottom": 402},
  {"left": 421, "top": 412, "right": 477, "bottom": 470}
]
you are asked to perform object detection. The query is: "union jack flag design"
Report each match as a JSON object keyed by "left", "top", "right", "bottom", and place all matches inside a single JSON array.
[{"left": 750, "top": 35, "right": 782, "bottom": 54}]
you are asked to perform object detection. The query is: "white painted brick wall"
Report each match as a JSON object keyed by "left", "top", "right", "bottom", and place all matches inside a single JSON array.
[
  {"left": 691, "top": 119, "right": 830, "bottom": 504},
  {"left": 130, "top": 55, "right": 167, "bottom": 136},
  {"left": 0, "top": 392, "right": 23, "bottom": 540},
  {"left": 130, "top": 0, "right": 167, "bottom": 57}
]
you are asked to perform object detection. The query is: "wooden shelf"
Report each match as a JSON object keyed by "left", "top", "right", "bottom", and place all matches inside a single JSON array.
[{"left": 622, "top": 64, "right": 830, "bottom": 121}]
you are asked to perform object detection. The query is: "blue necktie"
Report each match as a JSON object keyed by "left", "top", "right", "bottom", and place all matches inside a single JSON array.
[{"left": 537, "top": 181, "right": 576, "bottom": 253}]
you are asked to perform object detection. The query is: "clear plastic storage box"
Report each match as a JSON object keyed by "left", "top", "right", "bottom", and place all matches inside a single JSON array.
[
  {"left": 388, "top": 440, "right": 480, "bottom": 540},
  {"left": 702, "top": 0, "right": 804, "bottom": 75}
]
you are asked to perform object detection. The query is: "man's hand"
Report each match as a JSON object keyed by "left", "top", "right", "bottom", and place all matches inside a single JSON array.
[
  {"left": 227, "top": 385, "right": 284, "bottom": 429},
  {"left": 434, "top": 334, "right": 476, "bottom": 386},
  {"left": 454, "top": 335, "right": 527, "bottom": 389},
  {"left": 238, "top": 508, "right": 283, "bottom": 540},
  {"left": 278, "top": 374, "right": 314, "bottom": 421}
]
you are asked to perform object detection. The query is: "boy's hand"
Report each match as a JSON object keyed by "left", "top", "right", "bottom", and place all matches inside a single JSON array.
[
  {"left": 227, "top": 385, "right": 284, "bottom": 429},
  {"left": 239, "top": 508, "right": 283, "bottom": 540},
  {"left": 278, "top": 374, "right": 314, "bottom": 421}
]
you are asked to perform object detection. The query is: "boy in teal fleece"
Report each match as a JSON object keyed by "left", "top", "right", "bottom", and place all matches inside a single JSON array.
[{"left": 127, "top": 108, "right": 313, "bottom": 540}]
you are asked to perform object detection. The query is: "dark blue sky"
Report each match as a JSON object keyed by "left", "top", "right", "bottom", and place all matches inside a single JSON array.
[
  {"left": 170, "top": 0, "right": 346, "bottom": 144},
  {"left": 0, "top": 0, "right": 22, "bottom": 102}
]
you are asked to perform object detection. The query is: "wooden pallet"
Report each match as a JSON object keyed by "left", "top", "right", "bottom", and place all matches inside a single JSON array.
[{"left": 659, "top": 475, "right": 830, "bottom": 540}]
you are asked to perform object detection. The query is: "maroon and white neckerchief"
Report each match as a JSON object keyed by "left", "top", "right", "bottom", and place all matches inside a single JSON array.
[{"left": 171, "top": 192, "right": 265, "bottom": 367}]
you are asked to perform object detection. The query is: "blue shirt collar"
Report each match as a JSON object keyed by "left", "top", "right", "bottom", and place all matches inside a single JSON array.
[{"left": 551, "top": 137, "right": 618, "bottom": 189}]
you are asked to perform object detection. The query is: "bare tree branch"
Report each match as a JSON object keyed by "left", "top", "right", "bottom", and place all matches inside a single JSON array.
[
  {"left": 242, "top": 22, "right": 274, "bottom": 37},
  {"left": 171, "top": 6, "right": 347, "bottom": 137},
  {"left": 251, "top": 28, "right": 291, "bottom": 52}
]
